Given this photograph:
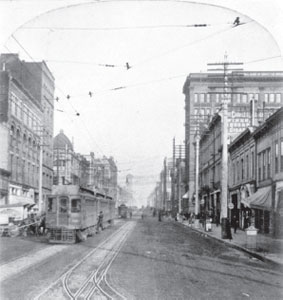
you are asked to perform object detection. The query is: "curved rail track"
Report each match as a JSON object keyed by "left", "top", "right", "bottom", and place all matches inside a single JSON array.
[{"left": 34, "top": 221, "right": 135, "bottom": 300}]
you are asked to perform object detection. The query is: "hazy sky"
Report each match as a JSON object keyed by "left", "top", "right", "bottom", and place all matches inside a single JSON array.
[{"left": 1, "top": 0, "right": 283, "bottom": 205}]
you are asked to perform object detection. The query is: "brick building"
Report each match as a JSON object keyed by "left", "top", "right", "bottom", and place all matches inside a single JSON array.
[
  {"left": 0, "top": 53, "right": 55, "bottom": 209},
  {"left": 183, "top": 71, "right": 283, "bottom": 213},
  {"left": 53, "top": 130, "right": 89, "bottom": 188},
  {"left": 244, "top": 108, "right": 283, "bottom": 236}
]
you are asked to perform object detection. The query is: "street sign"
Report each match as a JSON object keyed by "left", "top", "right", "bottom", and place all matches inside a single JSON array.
[{"left": 228, "top": 203, "right": 234, "bottom": 209}]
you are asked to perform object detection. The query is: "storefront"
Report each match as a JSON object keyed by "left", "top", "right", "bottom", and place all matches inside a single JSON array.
[
  {"left": 241, "top": 186, "right": 272, "bottom": 234},
  {"left": 275, "top": 181, "right": 283, "bottom": 238}
]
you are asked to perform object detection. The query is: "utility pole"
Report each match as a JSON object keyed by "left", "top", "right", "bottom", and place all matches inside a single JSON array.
[
  {"left": 194, "top": 128, "right": 200, "bottom": 227},
  {"left": 208, "top": 54, "right": 243, "bottom": 238},
  {"left": 38, "top": 135, "right": 43, "bottom": 214},
  {"left": 163, "top": 157, "right": 167, "bottom": 211},
  {"left": 172, "top": 137, "right": 176, "bottom": 216},
  {"left": 178, "top": 145, "right": 182, "bottom": 215}
]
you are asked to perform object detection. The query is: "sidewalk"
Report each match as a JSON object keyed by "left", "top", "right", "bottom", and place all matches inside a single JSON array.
[{"left": 180, "top": 220, "right": 283, "bottom": 266}]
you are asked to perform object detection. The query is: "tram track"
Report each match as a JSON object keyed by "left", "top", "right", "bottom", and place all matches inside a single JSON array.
[{"left": 34, "top": 221, "right": 135, "bottom": 300}]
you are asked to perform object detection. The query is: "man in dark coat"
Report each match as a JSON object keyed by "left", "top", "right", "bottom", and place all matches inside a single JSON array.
[{"left": 96, "top": 211, "right": 104, "bottom": 233}]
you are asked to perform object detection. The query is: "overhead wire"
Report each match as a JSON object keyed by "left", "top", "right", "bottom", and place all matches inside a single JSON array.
[{"left": 7, "top": 35, "right": 106, "bottom": 157}]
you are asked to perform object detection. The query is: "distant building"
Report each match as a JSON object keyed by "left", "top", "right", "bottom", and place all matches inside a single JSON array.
[
  {"left": 183, "top": 71, "right": 283, "bottom": 213},
  {"left": 53, "top": 130, "right": 89, "bottom": 187}
]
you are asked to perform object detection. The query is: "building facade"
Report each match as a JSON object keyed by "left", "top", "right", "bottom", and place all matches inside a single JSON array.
[
  {"left": 251, "top": 108, "right": 283, "bottom": 236},
  {"left": 184, "top": 71, "right": 283, "bottom": 213},
  {"left": 53, "top": 130, "right": 89, "bottom": 188},
  {"left": 228, "top": 128, "right": 256, "bottom": 230},
  {"left": 0, "top": 53, "right": 55, "bottom": 209},
  {"left": 0, "top": 63, "right": 42, "bottom": 206}
]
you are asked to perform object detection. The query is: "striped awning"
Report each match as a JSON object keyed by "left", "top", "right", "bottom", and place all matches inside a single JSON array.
[{"left": 241, "top": 186, "right": 272, "bottom": 211}]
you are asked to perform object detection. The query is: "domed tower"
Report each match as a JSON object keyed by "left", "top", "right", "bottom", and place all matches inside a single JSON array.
[{"left": 53, "top": 130, "right": 74, "bottom": 185}]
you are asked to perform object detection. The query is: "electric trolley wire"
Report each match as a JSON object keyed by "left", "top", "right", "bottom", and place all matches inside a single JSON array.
[
  {"left": 7, "top": 35, "right": 106, "bottom": 157},
  {"left": 132, "top": 20, "right": 254, "bottom": 68}
]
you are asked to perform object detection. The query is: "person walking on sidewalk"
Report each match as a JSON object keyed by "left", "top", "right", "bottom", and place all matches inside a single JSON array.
[
  {"left": 96, "top": 211, "right": 104, "bottom": 233},
  {"left": 232, "top": 215, "right": 239, "bottom": 234},
  {"left": 226, "top": 219, "right": 233, "bottom": 241}
]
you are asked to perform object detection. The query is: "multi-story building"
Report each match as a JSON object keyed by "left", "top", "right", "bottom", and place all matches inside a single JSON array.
[
  {"left": 53, "top": 130, "right": 89, "bottom": 187},
  {"left": 228, "top": 127, "right": 256, "bottom": 229},
  {"left": 249, "top": 108, "right": 283, "bottom": 236},
  {"left": 183, "top": 71, "right": 283, "bottom": 213},
  {"left": 0, "top": 53, "right": 55, "bottom": 209},
  {"left": 0, "top": 62, "right": 42, "bottom": 206},
  {"left": 199, "top": 108, "right": 283, "bottom": 236}
]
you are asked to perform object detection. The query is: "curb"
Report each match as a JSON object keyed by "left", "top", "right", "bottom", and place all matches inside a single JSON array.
[{"left": 178, "top": 221, "right": 283, "bottom": 267}]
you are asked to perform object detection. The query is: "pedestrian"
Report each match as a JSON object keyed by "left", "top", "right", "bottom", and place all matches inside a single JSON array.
[
  {"left": 226, "top": 219, "right": 233, "bottom": 241},
  {"left": 158, "top": 210, "right": 162, "bottom": 222},
  {"left": 96, "top": 211, "right": 104, "bottom": 233},
  {"left": 232, "top": 215, "right": 238, "bottom": 233}
]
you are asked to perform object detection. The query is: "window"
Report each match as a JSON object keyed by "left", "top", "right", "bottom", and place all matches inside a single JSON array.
[
  {"left": 267, "top": 148, "right": 271, "bottom": 178},
  {"left": 194, "top": 94, "right": 198, "bottom": 103},
  {"left": 251, "top": 151, "right": 255, "bottom": 178},
  {"left": 269, "top": 94, "right": 275, "bottom": 103},
  {"left": 199, "top": 94, "right": 205, "bottom": 103},
  {"left": 241, "top": 158, "right": 244, "bottom": 180},
  {"left": 275, "top": 141, "right": 279, "bottom": 173},
  {"left": 216, "top": 94, "right": 220, "bottom": 103},
  {"left": 242, "top": 94, "right": 248, "bottom": 103},
  {"left": 246, "top": 154, "right": 249, "bottom": 179},
  {"left": 237, "top": 161, "right": 240, "bottom": 182},
  {"left": 236, "top": 94, "right": 241, "bottom": 103},
  {"left": 276, "top": 94, "right": 281, "bottom": 104},
  {"left": 47, "top": 197, "right": 56, "bottom": 212},
  {"left": 71, "top": 199, "right": 81, "bottom": 213},
  {"left": 59, "top": 196, "right": 68, "bottom": 213},
  {"left": 264, "top": 94, "right": 269, "bottom": 103},
  {"left": 206, "top": 94, "right": 210, "bottom": 103},
  {"left": 258, "top": 153, "right": 262, "bottom": 181},
  {"left": 262, "top": 151, "right": 266, "bottom": 180}
]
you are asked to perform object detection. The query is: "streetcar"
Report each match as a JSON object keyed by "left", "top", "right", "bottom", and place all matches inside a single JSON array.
[
  {"left": 118, "top": 204, "right": 128, "bottom": 219},
  {"left": 45, "top": 185, "right": 115, "bottom": 243}
]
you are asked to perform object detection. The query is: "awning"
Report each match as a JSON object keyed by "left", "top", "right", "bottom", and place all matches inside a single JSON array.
[
  {"left": 241, "top": 186, "right": 272, "bottom": 211},
  {"left": 182, "top": 192, "right": 189, "bottom": 199}
]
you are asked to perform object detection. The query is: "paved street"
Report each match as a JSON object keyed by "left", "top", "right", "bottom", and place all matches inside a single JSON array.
[{"left": 1, "top": 216, "right": 282, "bottom": 300}]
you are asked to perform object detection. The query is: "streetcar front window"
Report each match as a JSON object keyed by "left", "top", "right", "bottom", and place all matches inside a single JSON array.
[
  {"left": 59, "top": 196, "right": 68, "bottom": 213},
  {"left": 47, "top": 197, "right": 56, "bottom": 212},
  {"left": 71, "top": 199, "right": 81, "bottom": 213}
]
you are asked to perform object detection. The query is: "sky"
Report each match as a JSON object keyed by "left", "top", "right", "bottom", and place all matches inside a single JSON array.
[{"left": 0, "top": 0, "right": 283, "bottom": 206}]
